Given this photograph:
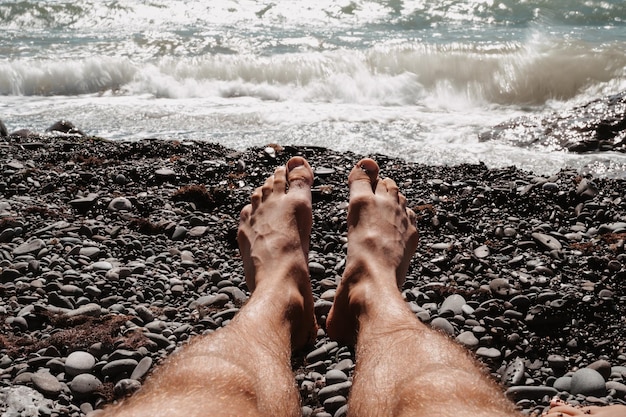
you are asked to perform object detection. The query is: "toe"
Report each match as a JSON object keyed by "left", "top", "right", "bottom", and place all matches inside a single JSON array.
[
  {"left": 286, "top": 157, "right": 314, "bottom": 190},
  {"left": 349, "top": 158, "right": 379, "bottom": 196},
  {"left": 272, "top": 166, "right": 287, "bottom": 193},
  {"left": 261, "top": 176, "right": 273, "bottom": 200},
  {"left": 378, "top": 177, "right": 400, "bottom": 199}
]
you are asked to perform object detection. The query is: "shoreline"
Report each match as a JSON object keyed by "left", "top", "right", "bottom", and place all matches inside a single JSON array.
[{"left": 1, "top": 136, "right": 625, "bottom": 416}]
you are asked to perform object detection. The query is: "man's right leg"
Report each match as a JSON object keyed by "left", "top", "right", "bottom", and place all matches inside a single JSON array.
[{"left": 326, "top": 158, "right": 523, "bottom": 417}]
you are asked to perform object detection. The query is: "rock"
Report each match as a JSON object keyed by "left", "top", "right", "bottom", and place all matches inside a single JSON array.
[
  {"left": 130, "top": 357, "right": 153, "bottom": 381},
  {"left": 108, "top": 197, "right": 133, "bottom": 211},
  {"left": 505, "top": 386, "right": 558, "bottom": 401},
  {"left": 0, "top": 386, "right": 52, "bottom": 416},
  {"left": 13, "top": 239, "right": 46, "bottom": 256},
  {"left": 456, "top": 331, "right": 479, "bottom": 348},
  {"left": 31, "top": 371, "right": 62, "bottom": 397},
  {"left": 0, "top": 119, "right": 7, "bottom": 137},
  {"left": 553, "top": 376, "right": 572, "bottom": 392},
  {"left": 532, "top": 232, "right": 562, "bottom": 251},
  {"left": 474, "top": 245, "right": 490, "bottom": 258},
  {"left": 114, "top": 379, "right": 141, "bottom": 397},
  {"left": 65, "top": 351, "right": 96, "bottom": 377},
  {"left": 476, "top": 347, "right": 502, "bottom": 360},
  {"left": 502, "top": 358, "right": 525, "bottom": 386},
  {"left": 489, "top": 278, "right": 511, "bottom": 297},
  {"left": 101, "top": 359, "right": 139, "bottom": 378},
  {"left": 430, "top": 317, "right": 455, "bottom": 335},
  {"left": 440, "top": 294, "right": 466, "bottom": 315},
  {"left": 325, "top": 369, "right": 348, "bottom": 386},
  {"left": 587, "top": 359, "right": 611, "bottom": 381},
  {"left": 570, "top": 368, "right": 607, "bottom": 396},
  {"left": 69, "top": 374, "right": 103, "bottom": 398},
  {"left": 46, "top": 120, "right": 84, "bottom": 136},
  {"left": 69, "top": 193, "right": 99, "bottom": 212}
]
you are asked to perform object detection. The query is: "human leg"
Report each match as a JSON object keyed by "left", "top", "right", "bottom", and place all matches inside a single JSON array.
[
  {"left": 101, "top": 157, "right": 316, "bottom": 417},
  {"left": 326, "top": 158, "right": 522, "bottom": 417}
]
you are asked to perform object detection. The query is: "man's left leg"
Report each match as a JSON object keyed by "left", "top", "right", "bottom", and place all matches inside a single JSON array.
[{"left": 100, "top": 157, "right": 317, "bottom": 417}]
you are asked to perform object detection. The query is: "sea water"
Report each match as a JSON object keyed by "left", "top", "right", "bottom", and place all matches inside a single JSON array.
[{"left": 1, "top": 0, "right": 626, "bottom": 176}]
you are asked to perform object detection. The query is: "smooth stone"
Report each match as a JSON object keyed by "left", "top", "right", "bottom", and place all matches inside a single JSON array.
[
  {"left": 505, "top": 386, "right": 557, "bottom": 401},
  {"left": 13, "top": 239, "right": 45, "bottom": 256},
  {"left": 476, "top": 347, "right": 502, "bottom": 360},
  {"left": 587, "top": 359, "right": 611, "bottom": 381},
  {"left": 547, "top": 354, "right": 568, "bottom": 371},
  {"left": 430, "top": 317, "right": 455, "bottom": 335},
  {"left": 440, "top": 294, "right": 466, "bottom": 315},
  {"left": 314, "top": 167, "right": 336, "bottom": 176},
  {"left": 317, "top": 381, "right": 352, "bottom": 401},
  {"left": 489, "top": 278, "right": 511, "bottom": 297},
  {"left": 456, "top": 331, "right": 479, "bottom": 348},
  {"left": 69, "top": 374, "right": 103, "bottom": 398},
  {"left": 65, "top": 351, "right": 96, "bottom": 377},
  {"left": 553, "top": 376, "right": 572, "bottom": 392},
  {"left": 325, "top": 369, "right": 348, "bottom": 386},
  {"left": 113, "top": 379, "right": 142, "bottom": 397},
  {"left": 79, "top": 247, "right": 102, "bottom": 259},
  {"left": 130, "top": 357, "right": 153, "bottom": 381},
  {"left": 474, "top": 245, "right": 490, "bottom": 258},
  {"left": 532, "top": 232, "right": 562, "bottom": 251},
  {"left": 101, "top": 359, "right": 139, "bottom": 378},
  {"left": 92, "top": 261, "right": 113, "bottom": 271},
  {"left": 502, "top": 357, "right": 525, "bottom": 386},
  {"left": 65, "top": 303, "right": 102, "bottom": 318},
  {"left": 323, "top": 395, "right": 347, "bottom": 414},
  {"left": 172, "top": 226, "right": 188, "bottom": 241},
  {"left": 606, "top": 381, "right": 626, "bottom": 400},
  {"left": 306, "top": 342, "right": 338, "bottom": 363},
  {"left": 155, "top": 168, "right": 176, "bottom": 179},
  {"left": 31, "top": 371, "right": 62, "bottom": 397},
  {"left": 107, "top": 197, "right": 133, "bottom": 211},
  {"left": 308, "top": 262, "right": 326, "bottom": 276},
  {"left": 570, "top": 368, "right": 606, "bottom": 396}
]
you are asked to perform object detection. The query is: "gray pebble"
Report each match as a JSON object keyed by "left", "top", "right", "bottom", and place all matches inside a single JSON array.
[
  {"left": 65, "top": 351, "right": 96, "bottom": 377},
  {"left": 430, "top": 317, "right": 455, "bottom": 335},
  {"left": 32, "top": 371, "right": 62, "bottom": 397},
  {"left": 69, "top": 374, "right": 103, "bottom": 398},
  {"left": 455, "top": 331, "right": 479, "bottom": 348},
  {"left": 570, "top": 368, "right": 606, "bottom": 396},
  {"left": 440, "top": 294, "right": 466, "bottom": 315}
]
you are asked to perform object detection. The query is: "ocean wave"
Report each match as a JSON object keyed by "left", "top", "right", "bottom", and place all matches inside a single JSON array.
[{"left": 1, "top": 36, "right": 625, "bottom": 106}]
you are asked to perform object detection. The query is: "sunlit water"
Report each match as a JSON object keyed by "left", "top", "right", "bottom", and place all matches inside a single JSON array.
[{"left": 2, "top": 0, "right": 626, "bottom": 176}]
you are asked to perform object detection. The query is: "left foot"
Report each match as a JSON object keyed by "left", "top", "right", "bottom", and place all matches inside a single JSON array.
[
  {"left": 542, "top": 398, "right": 626, "bottom": 417},
  {"left": 237, "top": 156, "right": 317, "bottom": 349}
]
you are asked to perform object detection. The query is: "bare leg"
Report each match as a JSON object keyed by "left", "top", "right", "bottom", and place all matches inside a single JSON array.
[
  {"left": 543, "top": 398, "right": 626, "bottom": 417},
  {"left": 326, "top": 158, "right": 522, "bottom": 417},
  {"left": 101, "top": 157, "right": 316, "bottom": 417}
]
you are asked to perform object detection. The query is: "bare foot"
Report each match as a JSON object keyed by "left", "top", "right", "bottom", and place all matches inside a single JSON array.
[
  {"left": 543, "top": 398, "right": 626, "bottom": 417},
  {"left": 237, "top": 156, "right": 317, "bottom": 349},
  {"left": 326, "top": 158, "right": 419, "bottom": 345}
]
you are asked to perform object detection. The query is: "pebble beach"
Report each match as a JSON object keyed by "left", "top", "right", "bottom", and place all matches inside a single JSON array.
[{"left": 1, "top": 133, "right": 626, "bottom": 416}]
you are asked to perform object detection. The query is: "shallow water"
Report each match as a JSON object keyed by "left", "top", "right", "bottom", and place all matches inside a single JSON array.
[{"left": 2, "top": 0, "right": 626, "bottom": 176}]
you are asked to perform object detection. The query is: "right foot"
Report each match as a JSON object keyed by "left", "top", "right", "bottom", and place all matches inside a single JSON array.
[{"left": 326, "top": 158, "right": 419, "bottom": 345}]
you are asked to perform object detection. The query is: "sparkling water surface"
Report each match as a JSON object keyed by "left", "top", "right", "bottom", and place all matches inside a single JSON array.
[{"left": 2, "top": 0, "right": 626, "bottom": 176}]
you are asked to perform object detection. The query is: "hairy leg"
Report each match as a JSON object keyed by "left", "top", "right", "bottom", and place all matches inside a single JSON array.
[
  {"left": 543, "top": 398, "right": 626, "bottom": 417},
  {"left": 101, "top": 157, "right": 316, "bottom": 417},
  {"left": 326, "top": 158, "right": 522, "bottom": 417}
]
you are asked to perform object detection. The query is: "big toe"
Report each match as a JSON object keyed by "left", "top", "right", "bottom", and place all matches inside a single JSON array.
[
  {"left": 349, "top": 158, "right": 379, "bottom": 195},
  {"left": 286, "top": 157, "right": 314, "bottom": 190}
]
